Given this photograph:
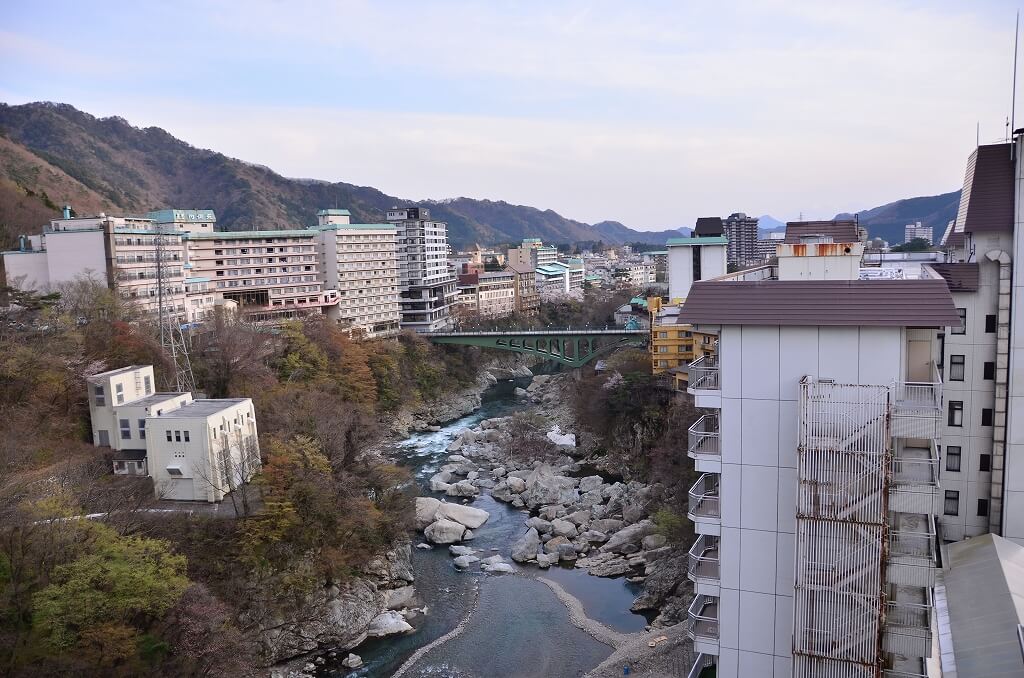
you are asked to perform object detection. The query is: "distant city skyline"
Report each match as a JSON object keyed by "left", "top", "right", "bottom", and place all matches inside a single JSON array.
[{"left": 0, "top": 1, "right": 1019, "bottom": 231}]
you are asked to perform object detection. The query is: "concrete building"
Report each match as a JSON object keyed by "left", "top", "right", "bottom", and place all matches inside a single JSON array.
[
  {"left": 666, "top": 235, "right": 728, "bottom": 302},
  {"left": 386, "top": 207, "right": 457, "bottom": 332},
  {"left": 455, "top": 271, "right": 516, "bottom": 319},
  {"left": 905, "top": 221, "right": 935, "bottom": 245},
  {"left": 507, "top": 238, "right": 558, "bottom": 270},
  {"left": 722, "top": 212, "right": 760, "bottom": 268},
  {"left": 505, "top": 262, "right": 540, "bottom": 317},
  {"left": 535, "top": 259, "right": 585, "bottom": 296},
  {"left": 315, "top": 209, "right": 401, "bottom": 338},
  {"left": 679, "top": 240, "right": 957, "bottom": 677},
  {"left": 616, "top": 262, "right": 657, "bottom": 287},
  {"left": 754, "top": 231, "right": 785, "bottom": 263},
  {"left": 87, "top": 365, "right": 260, "bottom": 502},
  {"left": 648, "top": 298, "right": 716, "bottom": 389},
  {"left": 2, "top": 210, "right": 192, "bottom": 321}
]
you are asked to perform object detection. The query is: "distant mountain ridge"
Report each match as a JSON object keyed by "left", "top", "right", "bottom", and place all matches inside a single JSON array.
[
  {"left": 0, "top": 102, "right": 684, "bottom": 248},
  {"left": 835, "top": 190, "right": 960, "bottom": 244}
]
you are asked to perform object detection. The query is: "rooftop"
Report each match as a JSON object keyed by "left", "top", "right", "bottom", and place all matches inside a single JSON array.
[
  {"left": 126, "top": 392, "right": 190, "bottom": 409},
  {"left": 694, "top": 217, "right": 725, "bottom": 237},
  {"left": 956, "top": 143, "right": 1014, "bottom": 235},
  {"left": 155, "top": 398, "right": 250, "bottom": 418},
  {"left": 147, "top": 209, "right": 216, "bottom": 223},
  {"left": 666, "top": 236, "right": 729, "bottom": 246},
  {"left": 679, "top": 278, "right": 959, "bottom": 327},
  {"left": 783, "top": 219, "right": 860, "bottom": 244},
  {"left": 185, "top": 229, "right": 318, "bottom": 239},
  {"left": 316, "top": 208, "right": 351, "bottom": 216},
  {"left": 88, "top": 365, "right": 150, "bottom": 381},
  {"left": 928, "top": 263, "right": 980, "bottom": 292}
]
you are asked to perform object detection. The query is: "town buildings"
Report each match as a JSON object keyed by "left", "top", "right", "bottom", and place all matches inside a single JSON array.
[
  {"left": 722, "top": 212, "right": 759, "bottom": 268},
  {"left": 536, "top": 258, "right": 585, "bottom": 296},
  {"left": 906, "top": 221, "right": 935, "bottom": 245},
  {"left": 680, "top": 237, "right": 956, "bottom": 678},
  {"left": 508, "top": 238, "right": 558, "bottom": 270},
  {"left": 754, "top": 231, "right": 785, "bottom": 263},
  {"left": 387, "top": 207, "right": 458, "bottom": 332},
  {"left": 505, "top": 262, "right": 540, "bottom": 317},
  {"left": 87, "top": 364, "right": 260, "bottom": 502},
  {"left": 455, "top": 270, "right": 516, "bottom": 319},
  {"left": 666, "top": 232, "right": 728, "bottom": 302}
]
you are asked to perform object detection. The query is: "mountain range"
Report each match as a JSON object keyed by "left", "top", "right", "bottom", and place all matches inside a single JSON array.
[{"left": 0, "top": 102, "right": 959, "bottom": 249}]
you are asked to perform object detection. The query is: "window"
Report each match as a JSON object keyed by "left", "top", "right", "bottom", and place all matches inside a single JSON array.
[
  {"left": 948, "top": 401, "right": 964, "bottom": 427},
  {"left": 93, "top": 384, "right": 105, "bottom": 406},
  {"left": 166, "top": 430, "right": 172, "bottom": 442},
  {"left": 944, "top": 490, "right": 960, "bottom": 516},
  {"left": 952, "top": 308, "right": 966, "bottom": 334},
  {"left": 115, "top": 383, "right": 124, "bottom": 404},
  {"left": 138, "top": 419, "right": 146, "bottom": 439},
  {"left": 183, "top": 431, "right": 190, "bottom": 443},
  {"left": 677, "top": 345, "right": 687, "bottom": 352},
  {"left": 144, "top": 375, "right": 152, "bottom": 394},
  {"left": 980, "top": 454, "right": 992, "bottom": 472},
  {"left": 659, "top": 346, "right": 668, "bottom": 353},
  {"left": 945, "top": 445, "right": 961, "bottom": 472},
  {"left": 984, "top": 361, "right": 995, "bottom": 380},
  {"left": 119, "top": 419, "right": 130, "bottom": 440},
  {"left": 659, "top": 331, "right": 668, "bottom": 339},
  {"left": 937, "top": 333, "right": 945, "bottom": 369},
  {"left": 949, "top": 355, "right": 965, "bottom": 381},
  {"left": 174, "top": 430, "right": 181, "bottom": 442},
  {"left": 982, "top": 408, "right": 994, "bottom": 426},
  {"left": 985, "top": 314, "right": 997, "bottom": 333},
  {"left": 977, "top": 498, "right": 990, "bottom": 517}
]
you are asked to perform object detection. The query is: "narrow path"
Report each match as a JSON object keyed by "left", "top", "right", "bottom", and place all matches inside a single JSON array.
[{"left": 390, "top": 584, "right": 481, "bottom": 678}]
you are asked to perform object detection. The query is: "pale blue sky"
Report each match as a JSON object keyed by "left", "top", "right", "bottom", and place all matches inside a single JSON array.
[{"left": 1, "top": 1, "right": 1020, "bottom": 230}]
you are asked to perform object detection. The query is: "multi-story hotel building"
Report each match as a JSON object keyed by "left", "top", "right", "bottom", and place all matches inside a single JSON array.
[
  {"left": 508, "top": 237, "right": 558, "bottom": 270},
  {"left": 722, "top": 212, "right": 760, "bottom": 268},
  {"left": 505, "top": 262, "right": 540, "bottom": 317},
  {"left": 386, "top": 207, "right": 457, "bottom": 332},
  {"left": 315, "top": 209, "right": 401, "bottom": 338},
  {"left": 681, "top": 237, "right": 956, "bottom": 678},
  {"left": 455, "top": 270, "right": 516, "bottom": 319}
]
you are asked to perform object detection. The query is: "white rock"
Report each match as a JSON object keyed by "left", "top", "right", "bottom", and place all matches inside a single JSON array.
[
  {"left": 415, "top": 497, "right": 442, "bottom": 530},
  {"left": 385, "top": 585, "right": 416, "bottom": 610},
  {"left": 482, "top": 562, "right": 515, "bottom": 573},
  {"left": 449, "top": 545, "right": 477, "bottom": 556},
  {"left": 642, "top": 534, "right": 667, "bottom": 550},
  {"left": 445, "top": 480, "right": 480, "bottom": 498},
  {"left": 506, "top": 476, "right": 527, "bottom": 493},
  {"left": 480, "top": 554, "right": 505, "bottom": 566},
  {"left": 600, "top": 519, "right": 656, "bottom": 554},
  {"left": 415, "top": 542, "right": 433, "bottom": 550},
  {"left": 447, "top": 454, "right": 470, "bottom": 463},
  {"left": 453, "top": 554, "right": 480, "bottom": 569},
  {"left": 342, "top": 653, "right": 363, "bottom": 668},
  {"left": 551, "top": 519, "right": 579, "bottom": 538},
  {"left": 424, "top": 518, "right": 467, "bottom": 544},
  {"left": 492, "top": 466, "right": 507, "bottom": 478},
  {"left": 511, "top": 527, "right": 541, "bottom": 562},
  {"left": 434, "top": 502, "right": 490, "bottom": 529},
  {"left": 546, "top": 425, "right": 576, "bottom": 448},
  {"left": 578, "top": 475, "right": 605, "bottom": 493},
  {"left": 366, "top": 610, "right": 414, "bottom": 637}
]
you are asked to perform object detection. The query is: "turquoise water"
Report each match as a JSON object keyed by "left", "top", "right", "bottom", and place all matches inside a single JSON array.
[{"left": 324, "top": 378, "right": 647, "bottom": 677}]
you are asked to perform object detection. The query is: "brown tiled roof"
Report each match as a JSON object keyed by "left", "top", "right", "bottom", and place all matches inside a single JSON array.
[
  {"left": 504, "top": 262, "right": 535, "bottom": 275},
  {"left": 694, "top": 217, "right": 725, "bottom": 237},
  {"left": 679, "top": 279, "right": 959, "bottom": 327},
  {"left": 929, "top": 263, "right": 980, "bottom": 292},
  {"left": 955, "top": 143, "right": 1013, "bottom": 234},
  {"left": 784, "top": 220, "right": 860, "bottom": 244}
]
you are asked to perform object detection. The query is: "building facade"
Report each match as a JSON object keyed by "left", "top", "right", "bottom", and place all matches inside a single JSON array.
[
  {"left": 505, "top": 262, "right": 540, "bottom": 316},
  {"left": 905, "top": 221, "right": 934, "bottom": 245},
  {"left": 386, "top": 207, "right": 457, "bottom": 332},
  {"left": 722, "top": 212, "right": 760, "bottom": 267},
  {"left": 507, "top": 238, "right": 558, "bottom": 270}
]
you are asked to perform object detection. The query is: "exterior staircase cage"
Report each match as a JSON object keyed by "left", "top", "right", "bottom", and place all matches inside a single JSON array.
[{"left": 794, "top": 379, "right": 891, "bottom": 675}]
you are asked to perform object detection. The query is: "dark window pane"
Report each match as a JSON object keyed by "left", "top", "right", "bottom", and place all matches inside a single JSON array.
[
  {"left": 982, "top": 408, "right": 994, "bottom": 427},
  {"left": 944, "top": 490, "right": 960, "bottom": 515},
  {"left": 984, "top": 362, "right": 995, "bottom": 380},
  {"left": 985, "top": 314, "right": 997, "bottom": 333},
  {"left": 945, "top": 446, "right": 962, "bottom": 472},
  {"left": 980, "top": 454, "right": 992, "bottom": 472}
]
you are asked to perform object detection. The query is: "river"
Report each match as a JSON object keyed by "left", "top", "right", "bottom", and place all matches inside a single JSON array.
[{"left": 325, "top": 377, "right": 650, "bottom": 677}]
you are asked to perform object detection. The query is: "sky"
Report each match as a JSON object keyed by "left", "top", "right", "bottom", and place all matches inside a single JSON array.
[{"left": 0, "top": 1, "right": 1021, "bottom": 231}]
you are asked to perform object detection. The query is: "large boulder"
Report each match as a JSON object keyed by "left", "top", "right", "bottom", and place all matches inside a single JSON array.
[
  {"left": 511, "top": 527, "right": 541, "bottom": 562},
  {"left": 445, "top": 480, "right": 480, "bottom": 498},
  {"left": 590, "top": 518, "right": 626, "bottom": 534},
  {"left": 580, "top": 530, "right": 609, "bottom": 543},
  {"left": 522, "top": 465, "right": 578, "bottom": 508},
  {"left": 578, "top": 476, "right": 605, "bottom": 493},
  {"left": 600, "top": 519, "right": 656, "bottom": 554},
  {"left": 505, "top": 476, "right": 527, "bottom": 493},
  {"left": 491, "top": 481, "right": 514, "bottom": 503},
  {"left": 449, "top": 545, "right": 477, "bottom": 556},
  {"left": 482, "top": 562, "right": 515, "bottom": 573},
  {"left": 366, "top": 611, "right": 413, "bottom": 638},
  {"left": 526, "top": 517, "right": 554, "bottom": 534},
  {"left": 566, "top": 510, "right": 592, "bottom": 526},
  {"left": 415, "top": 497, "right": 442, "bottom": 530},
  {"left": 453, "top": 555, "right": 480, "bottom": 569},
  {"left": 424, "top": 519, "right": 467, "bottom": 544},
  {"left": 546, "top": 426, "right": 576, "bottom": 448},
  {"left": 551, "top": 519, "right": 579, "bottom": 538},
  {"left": 384, "top": 586, "right": 416, "bottom": 610},
  {"left": 642, "top": 534, "right": 668, "bottom": 550},
  {"left": 543, "top": 535, "right": 571, "bottom": 555},
  {"left": 434, "top": 502, "right": 490, "bottom": 529},
  {"left": 557, "top": 543, "right": 578, "bottom": 561}
]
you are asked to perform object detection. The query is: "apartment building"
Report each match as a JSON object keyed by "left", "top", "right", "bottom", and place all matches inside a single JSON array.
[
  {"left": 505, "top": 262, "right": 540, "bottom": 317},
  {"left": 905, "top": 222, "right": 934, "bottom": 245},
  {"left": 386, "top": 207, "right": 457, "bottom": 332},
  {"left": 507, "top": 237, "right": 558, "bottom": 270},
  {"left": 460, "top": 271, "right": 516, "bottom": 318},
  {"left": 648, "top": 297, "right": 716, "bottom": 389},
  {"left": 536, "top": 259, "right": 585, "bottom": 295},
  {"left": 680, "top": 238, "right": 956, "bottom": 678},
  {"left": 666, "top": 234, "right": 728, "bottom": 302},
  {"left": 315, "top": 209, "right": 401, "bottom": 338},
  {"left": 755, "top": 231, "right": 785, "bottom": 263},
  {"left": 87, "top": 365, "right": 260, "bottom": 502},
  {"left": 722, "top": 212, "right": 760, "bottom": 268},
  {"left": 616, "top": 262, "right": 657, "bottom": 287},
  {"left": 2, "top": 209, "right": 193, "bottom": 321}
]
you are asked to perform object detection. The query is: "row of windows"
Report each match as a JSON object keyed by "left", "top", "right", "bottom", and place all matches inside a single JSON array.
[
  {"left": 944, "top": 446, "right": 992, "bottom": 472},
  {"left": 947, "top": 401, "right": 994, "bottom": 427},
  {"left": 943, "top": 489, "right": 989, "bottom": 518},
  {"left": 211, "top": 245, "right": 314, "bottom": 253},
  {"left": 947, "top": 355, "right": 996, "bottom": 381},
  {"left": 165, "top": 429, "right": 191, "bottom": 443},
  {"left": 951, "top": 308, "right": 998, "bottom": 335}
]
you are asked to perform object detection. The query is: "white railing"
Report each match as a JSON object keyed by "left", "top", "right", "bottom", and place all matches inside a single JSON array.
[
  {"left": 891, "top": 442, "right": 939, "bottom": 488},
  {"left": 886, "top": 601, "right": 931, "bottom": 631},
  {"left": 688, "top": 473, "right": 720, "bottom": 519},
  {"left": 687, "top": 595, "right": 719, "bottom": 642},
  {"left": 688, "top": 414, "right": 720, "bottom": 457},
  {"left": 688, "top": 355, "right": 720, "bottom": 391},
  {"left": 687, "top": 653, "right": 715, "bottom": 678},
  {"left": 892, "top": 362, "right": 942, "bottom": 439},
  {"left": 688, "top": 534, "right": 720, "bottom": 582}
]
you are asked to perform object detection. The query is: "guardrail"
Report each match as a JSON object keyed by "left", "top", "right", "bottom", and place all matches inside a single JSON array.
[
  {"left": 688, "top": 355, "right": 720, "bottom": 391},
  {"left": 688, "top": 414, "right": 721, "bottom": 457}
]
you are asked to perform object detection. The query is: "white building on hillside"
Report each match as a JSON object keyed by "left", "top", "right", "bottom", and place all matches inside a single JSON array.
[
  {"left": 905, "top": 221, "right": 934, "bottom": 245},
  {"left": 87, "top": 365, "right": 260, "bottom": 502},
  {"left": 387, "top": 207, "right": 457, "bottom": 331}
]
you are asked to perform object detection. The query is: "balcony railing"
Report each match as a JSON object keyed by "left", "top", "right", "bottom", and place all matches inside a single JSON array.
[
  {"left": 687, "top": 594, "right": 719, "bottom": 643},
  {"left": 888, "top": 524, "right": 938, "bottom": 587},
  {"left": 688, "top": 473, "right": 721, "bottom": 519},
  {"left": 883, "top": 600, "right": 933, "bottom": 658},
  {"left": 688, "top": 355, "right": 720, "bottom": 391},
  {"left": 688, "top": 414, "right": 720, "bottom": 458},
  {"left": 688, "top": 534, "right": 720, "bottom": 583},
  {"left": 892, "top": 362, "right": 942, "bottom": 439},
  {"left": 687, "top": 653, "right": 715, "bottom": 678}
]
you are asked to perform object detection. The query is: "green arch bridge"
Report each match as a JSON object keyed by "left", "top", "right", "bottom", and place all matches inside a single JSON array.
[{"left": 424, "top": 328, "right": 649, "bottom": 368}]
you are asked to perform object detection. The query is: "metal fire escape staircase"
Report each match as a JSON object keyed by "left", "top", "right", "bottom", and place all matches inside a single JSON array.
[{"left": 794, "top": 378, "right": 891, "bottom": 678}]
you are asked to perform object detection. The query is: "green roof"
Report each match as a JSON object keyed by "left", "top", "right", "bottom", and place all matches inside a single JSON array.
[
  {"left": 148, "top": 209, "right": 216, "bottom": 223},
  {"left": 666, "top": 236, "right": 728, "bottom": 246},
  {"left": 645, "top": 250, "right": 669, "bottom": 255},
  {"left": 317, "top": 209, "right": 351, "bottom": 216}
]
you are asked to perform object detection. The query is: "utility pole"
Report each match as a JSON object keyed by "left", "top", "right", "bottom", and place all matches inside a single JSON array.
[{"left": 155, "top": 226, "right": 196, "bottom": 393}]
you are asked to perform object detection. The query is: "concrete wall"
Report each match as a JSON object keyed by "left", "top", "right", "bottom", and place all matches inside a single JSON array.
[
  {"left": 1006, "top": 135, "right": 1024, "bottom": 544},
  {"left": 715, "top": 323, "right": 904, "bottom": 677}
]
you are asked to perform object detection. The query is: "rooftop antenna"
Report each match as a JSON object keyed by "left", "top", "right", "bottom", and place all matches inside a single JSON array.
[{"left": 1013, "top": 10, "right": 1019, "bottom": 156}]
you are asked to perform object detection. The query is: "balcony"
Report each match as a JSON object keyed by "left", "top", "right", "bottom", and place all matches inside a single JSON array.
[
  {"left": 688, "top": 473, "right": 721, "bottom": 535},
  {"left": 687, "top": 653, "right": 716, "bottom": 678},
  {"left": 687, "top": 594, "right": 720, "bottom": 654},
  {"left": 889, "top": 441, "right": 939, "bottom": 515},
  {"left": 688, "top": 534, "right": 720, "bottom": 595},
  {"left": 887, "top": 516, "right": 937, "bottom": 588},
  {"left": 892, "top": 363, "right": 942, "bottom": 439},
  {"left": 883, "top": 599, "right": 933, "bottom": 659},
  {"left": 688, "top": 414, "right": 721, "bottom": 473},
  {"left": 687, "top": 355, "right": 721, "bottom": 408}
]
